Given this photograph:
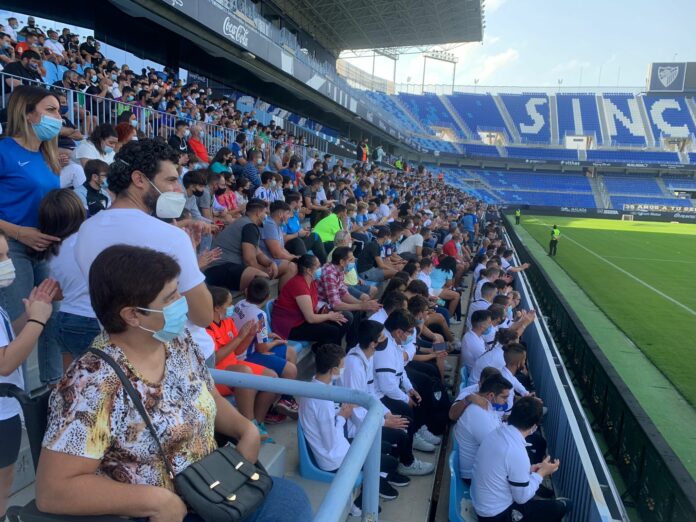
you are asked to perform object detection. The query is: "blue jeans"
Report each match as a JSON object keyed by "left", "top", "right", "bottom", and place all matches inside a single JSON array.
[
  {"left": 54, "top": 312, "right": 101, "bottom": 360},
  {"left": 132, "top": 477, "right": 312, "bottom": 522},
  {"left": 0, "top": 238, "right": 61, "bottom": 384}
]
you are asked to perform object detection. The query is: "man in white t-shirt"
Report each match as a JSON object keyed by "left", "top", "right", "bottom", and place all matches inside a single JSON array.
[
  {"left": 453, "top": 374, "right": 512, "bottom": 480},
  {"left": 461, "top": 309, "right": 491, "bottom": 371},
  {"left": 466, "top": 282, "right": 496, "bottom": 329},
  {"left": 74, "top": 139, "right": 214, "bottom": 357}
]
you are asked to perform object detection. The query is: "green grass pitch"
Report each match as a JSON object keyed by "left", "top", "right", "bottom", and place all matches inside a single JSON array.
[{"left": 521, "top": 215, "right": 696, "bottom": 408}]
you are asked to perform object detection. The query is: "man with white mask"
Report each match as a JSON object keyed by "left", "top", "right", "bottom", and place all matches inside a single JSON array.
[{"left": 74, "top": 139, "right": 214, "bottom": 358}]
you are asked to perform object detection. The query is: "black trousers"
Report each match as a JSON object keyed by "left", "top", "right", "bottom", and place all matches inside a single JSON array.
[
  {"left": 382, "top": 426, "right": 412, "bottom": 466},
  {"left": 405, "top": 361, "right": 451, "bottom": 436},
  {"left": 381, "top": 397, "right": 421, "bottom": 466},
  {"left": 549, "top": 238, "right": 558, "bottom": 256},
  {"left": 515, "top": 216, "right": 520, "bottom": 225},
  {"left": 285, "top": 235, "right": 328, "bottom": 264},
  {"left": 288, "top": 312, "right": 352, "bottom": 344},
  {"left": 476, "top": 499, "right": 568, "bottom": 522}
]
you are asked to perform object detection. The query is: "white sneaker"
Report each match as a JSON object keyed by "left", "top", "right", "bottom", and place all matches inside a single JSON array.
[
  {"left": 418, "top": 426, "right": 441, "bottom": 446},
  {"left": 450, "top": 318, "right": 462, "bottom": 325},
  {"left": 413, "top": 431, "right": 436, "bottom": 452},
  {"left": 398, "top": 458, "right": 435, "bottom": 476},
  {"left": 444, "top": 360, "right": 454, "bottom": 372}
]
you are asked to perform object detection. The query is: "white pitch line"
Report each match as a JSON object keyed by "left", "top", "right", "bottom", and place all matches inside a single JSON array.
[
  {"left": 604, "top": 256, "right": 696, "bottom": 264},
  {"left": 536, "top": 222, "right": 696, "bottom": 317}
]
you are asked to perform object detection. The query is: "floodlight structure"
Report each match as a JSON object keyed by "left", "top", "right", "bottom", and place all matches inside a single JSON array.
[{"left": 422, "top": 50, "right": 459, "bottom": 94}]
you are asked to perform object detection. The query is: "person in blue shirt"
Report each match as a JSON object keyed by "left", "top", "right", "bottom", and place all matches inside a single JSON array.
[
  {"left": 279, "top": 156, "right": 300, "bottom": 185},
  {"left": 0, "top": 86, "right": 63, "bottom": 384},
  {"left": 243, "top": 149, "right": 264, "bottom": 189}
]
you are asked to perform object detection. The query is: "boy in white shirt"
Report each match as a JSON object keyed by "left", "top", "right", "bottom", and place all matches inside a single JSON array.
[{"left": 298, "top": 343, "right": 404, "bottom": 508}]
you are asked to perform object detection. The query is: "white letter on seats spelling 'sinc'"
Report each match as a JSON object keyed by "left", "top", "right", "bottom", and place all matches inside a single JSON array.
[
  {"left": 650, "top": 99, "right": 690, "bottom": 137},
  {"left": 519, "top": 98, "right": 547, "bottom": 134},
  {"left": 603, "top": 97, "right": 646, "bottom": 139}
]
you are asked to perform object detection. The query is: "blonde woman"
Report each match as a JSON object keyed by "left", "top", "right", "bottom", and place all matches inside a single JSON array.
[{"left": 0, "top": 86, "right": 63, "bottom": 384}]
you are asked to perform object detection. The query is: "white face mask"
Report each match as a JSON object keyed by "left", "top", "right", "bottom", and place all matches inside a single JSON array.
[
  {"left": 147, "top": 179, "right": 186, "bottom": 219},
  {"left": 0, "top": 259, "right": 16, "bottom": 288}
]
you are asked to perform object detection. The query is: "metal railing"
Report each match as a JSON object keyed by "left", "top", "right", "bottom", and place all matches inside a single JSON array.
[
  {"left": 502, "top": 228, "right": 627, "bottom": 522},
  {"left": 210, "top": 369, "right": 382, "bottom": 522},
  {"left": 503, "top": 214, "right": 696, "bottom": 522}
]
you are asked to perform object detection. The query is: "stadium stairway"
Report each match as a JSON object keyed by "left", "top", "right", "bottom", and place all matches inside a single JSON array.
[
  {"left": 595, "top": 94, "right": 610, "bottom": 145},
  {"left": 492, "top": 96, "right": 521, "bottom": 143},
  {"left": 392, "top": 96, "right": 432, "bottom": 136},
  {"left": 587, "top": 175, "right": 608, "bottom": 208},
  {"left": 438, "top": 95, "right": 475, "bottom": 141},
  {"left": 549, "top": 95, "right": 560, "bottom": 144},
  {"left": 594, "top": 175, "right": 613, "bottom": 208},
  {"left": 655, "top": 177, "right": 674, "bottom": 197}
]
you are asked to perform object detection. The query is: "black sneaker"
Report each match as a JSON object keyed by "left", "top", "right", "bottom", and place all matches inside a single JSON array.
[
  {"left": 379, "top": 478, "right": 399, "bottom": 500},
  {"left": 387, "top": 471, "right": 411, "bottom": 487},
  {"left": 535, "top": 484, "right": 555, "bottom": 499}
]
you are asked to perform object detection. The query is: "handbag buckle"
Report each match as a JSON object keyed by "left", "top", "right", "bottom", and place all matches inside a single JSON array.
[
  {"left": 210, "top": 480, "right": 220, "bottom": 489},
  {"left": 250, "top": 473, "right": 259, "bottom": 481},
  {"left": 235, "top": 462, "right": 244, "bottom": 470},
  {"left": 227, "top": 494, "right": 236, "bottom": 502}
]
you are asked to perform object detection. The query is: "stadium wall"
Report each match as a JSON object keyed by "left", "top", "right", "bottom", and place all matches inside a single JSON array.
[{"left": 506, "top": 206, "right": 696, "bottom": 223}]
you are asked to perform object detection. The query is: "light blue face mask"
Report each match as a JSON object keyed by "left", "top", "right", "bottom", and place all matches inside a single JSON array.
[
  {"left": 506, "top": 306, "right": 513, "bottom": 321},
  {"left": 137, "top": 296, "right": 189, "bottom": 343},
  {"left": 104, "top": 145, "right": 114, "bottom": 154},
  {"left": 346, "top": 262, "right": 356, "bottom": 272},
  {"left": 32, "top": 115, "right": 63, "bottom": 141},
  {"left": 404, "top": 330, "right": 416, "bottom": 346},
  {"left": 483, "top": 325, "right": 493, "bottom": 336},
  {"left": 313, "top": 267, "right": 323, "bottom": 281},
  {"left": 225, "top": 305, "right": 235, "bottom": 318}
]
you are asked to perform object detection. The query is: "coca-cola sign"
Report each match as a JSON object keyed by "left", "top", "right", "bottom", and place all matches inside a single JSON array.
[{"left": 222, "top": 16, "right": 249, "bottom": 47}]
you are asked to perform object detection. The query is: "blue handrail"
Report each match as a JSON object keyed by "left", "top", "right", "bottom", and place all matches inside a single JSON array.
[{"left": 210, "top": 370, "right": 383, "bottom": 522}]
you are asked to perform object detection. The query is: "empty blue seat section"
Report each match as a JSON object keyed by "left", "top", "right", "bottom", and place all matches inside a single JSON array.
[
  {"left": 362, "top": 91, "right": 425, "bottom": 134},
  {"left": 412, "top": 136, "right": 458, "bottom": 153},
  {"left": 495, "top": 190, "right": 596, "bottom": 207},
  {"left": 447, "top": 93, "right": 509, "bottom": 136},
  {"left": 642, "top": 96, "right": 696, "bottom": 140},
  {"left": 611, "top": 196, "right": 692, "bottom": 208},
  {"left": 556, "top": 94, "right": 603, "bottom": 143},
  {"left": 689, "top": 152, "right": 696, "bottom": 164},
  {"left": 663, "top": 175, "right": 696, "bottom": 191},
  {"left": 586, "top": 149, "right": 680, "bottom": 164},
  {"left": 462, "top": 143, "right": 499, "bottom": 157},
  {"left": 475, "top": 170, "right": 591, "bottom": 192},
  {"left": 603, "top": 175, "right": 663, "bottom": 196},
  {"left": 602, "top": 94, "right": 647, "bottom": 146},
  {"left": 506, "top": 147, "right": 578, "bottom": 161},
  {"left": 499, "top": 93, "right": 551, "bottom": 143},
  {"left": 397, "top": 93, "right": 464, "bottom": 138}
]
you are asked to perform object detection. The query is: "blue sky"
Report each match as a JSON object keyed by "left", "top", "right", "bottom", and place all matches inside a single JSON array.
[{"left": 340, "top": 0, "right": 696, "bottom": 90}]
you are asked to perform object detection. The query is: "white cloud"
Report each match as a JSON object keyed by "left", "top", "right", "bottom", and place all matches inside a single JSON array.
[
  {"left": 551, "top": 59, "right": 591, "bottom": 73},
  {"left": 473, "top": 48, "right": 520, "bottom": 81},
  {"left": 485, "top": 0, "right": 507, "bottom": 13}
]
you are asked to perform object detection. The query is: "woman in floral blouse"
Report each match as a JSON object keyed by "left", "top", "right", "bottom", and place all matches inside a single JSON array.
[{"left": 35, "top": 245, "right": 311, "bottom": 522}]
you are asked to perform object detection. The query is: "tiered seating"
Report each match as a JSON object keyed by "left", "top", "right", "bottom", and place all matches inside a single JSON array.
[
  {"left": 663, "top": 175, "right": 696, "bottom": 191},
  {"left": 603, "top": 175, "right": 663, "bottom": 196},
  {"left": 611, "top": 196, "right": 692, "bottom": 208},
  {"left": 505, "top": 147, "right": 578, "bottom": 161},
  {"left": 602, "top": 94, "right": 648, "bottom": 146},
  {"left": 499, "top": 93, "right": 551, "bottom": 143},
  {"left": 412, "top": 136, "right": 459, "bottom": 153},
  {"left": 586, "top": 149, "right": 680, "bottom": 164},
  {"left": 495, "top": 191, "right": 596, "bottom": 207},
  {"left": 643, "top": 96, "right": 696, "bottom": 141},
  {"left": 397, "top": 93, "right": 464, "bottom": 138},
  {"left": 556, "top": 94, "right": 603, "bottom": 143},
  {"left": 447, "top": 93, "right": 509, "bottom": 136},
  {"left": 475, "top": 170, "right": 591, "bottom": 192},
  {"left": 462, "top": 143, "right": 500, "bottom": 157}
]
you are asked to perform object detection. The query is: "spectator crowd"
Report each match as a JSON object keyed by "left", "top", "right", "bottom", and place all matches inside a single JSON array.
[{"left": 0, "top": 14, "right": 571, "bottom": 522}]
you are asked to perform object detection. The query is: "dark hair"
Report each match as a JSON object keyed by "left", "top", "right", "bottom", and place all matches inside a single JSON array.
[
  {"left": 358, "top": 320, "right": 384, "bottom": 350},
  {"left": 495, "top": 328, "right": 518, "bottom": 346},
  {"left": 480, "top": 366, "right": 501, "bottom": 383},
  {"left": 403, "top": 262, "right": 419, "bottom": 277},
  {"left": 380, "top": 279, "right": 406, "bottom": 304},
  {"left": 107, "top": 138, "right": 179, "bottom": 195},
  {"left": 37, "top": 189, "right": 86, "bottom": 259},
  {"left": 331, "top": 246, "right": 352, "bottom": 265},
  {"left": 507, "top": 396, "right": 543, "bottom": 431},
  {"left": 212, "top": 147, "right": 232, "bottom": 164},
  {"left": 285, "top": 191, "right": 301, "bottom": 204},
  {"left": 419, "top": 257, "right": 433, "bottom": 269},
  {"left": 479, "top": 374, "right": 513, "bottom": 395},
  {"left": 314, "top": 343, "right": 345, "bottom": 374},
  {"left": 88, "top": 123, "right": 117, "bottom": 155},
  {"left": 481, "top": 282, "right": 496, "bottom": 299},
  {"left": 182, "top": 169, "right": 207, "bottom": 188},
  {"left": 208, "top": 285, "right": 232, "bottom": 308},
  {"left": 269, "top": 200, "right": 290, "bottom": 214},
  {"left": 333, "top": 204, "right": 346, "bottom": 215},
  {"left": 175, "top": 120, "right": 189, "bottom": 129},
  {"left": 494, "top": 279, "right": 508, "bottom": 291},
  {"left": 437, "top": 256, "right": 457, "bottom": 274},
  {"left": 503, "top": 342, "right": 527, "bottom": 366},
  {"left": 381, "top": 291, "right": 407, "bottom": 314},
  {"left": 492, "top": 294, "right": 509, "bottom": 307},
  {"left": 407, "top": 295, "right": 429, "bottom": 316},
  {"left": 471, "top": 309, "right": 492, "bottom": 330},
  {"left": 245, "top": 198, "right": 267, "bottom": 214},
  {"left": 21, "top": 50, "right": 41, "bottom": 62},
  {"left": 295, "top": 254, "right": 318, "bottom": 276},
  {"left": 84, "top": 159, "right": 109, "bottom": 181},
  {"left": 261, "top": 171, "right": 275, "bottom": 185},
  {"left": 89, "top": 245, "right": 181, "bottom": 333},
  {"left": 488, "top": 303, "right": 506, "bottom": 323},
  {"left": 245, "top": 277, "right": 270, "bottom": 304},
  {"left": 406, "top": 279, "right": 429, "bottom": 297},
  {"left": 384, "top": 309, "right": 416, "bottom": 334},
  {"left": 393, "top": 271, "right": 410, "bottom": 284}
]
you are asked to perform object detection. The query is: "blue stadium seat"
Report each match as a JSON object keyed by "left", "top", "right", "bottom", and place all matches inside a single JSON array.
[
  {"left": 663, "top": 175, "right": 696, "bottom": 191},
  {"left": 297, "top": 422, "right": 363, "bottom": 486},
  {"left": 264, "top": 299, "right": 311, "bottom": 357},
  {"left": 603, "top": 175, "right": 663, "bottom": 196},
  {"left": 462, "top": 143, "right": 500, "bottom": 158},
  {"left": 398, "top": 93, "right": 465, "bottom": 138},
  {"left": 556, "top": 94, "right": 603, "bottom": 144},
  {"left": 586, "top": 149, "right": 680, "bottom": 164},
  {"left": 499, "top": 93, "right": 551, "bottom": 144},
  {"left": 505, "top": 147, "right": 579, "bottom": 161},
  {"left": 611, "top": 196, "right": 692, "bottom": 208},
  {"left": 643, "top": 96, "right": 696, "bottom": 141},
  {"left": 448, "top": 441, "right": 472, "bottom": 522},
  {"left": 447, "top": 93, "right": 509, "bottom": 137},
  {"left": 601, "top": 94, "right": 648, "bottom": 146}
]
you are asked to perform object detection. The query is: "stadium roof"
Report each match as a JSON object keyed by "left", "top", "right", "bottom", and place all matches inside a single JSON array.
[{"left": 270, "top": 0, "right": 484, "bottom": 53}]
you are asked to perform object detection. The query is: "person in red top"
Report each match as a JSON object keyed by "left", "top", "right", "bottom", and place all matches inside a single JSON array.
[
  {"left": 271, "top": 255, "right": 350, "bottom": 343},
  {"left": 207, "top": 286, "right": 280, "bottom": 439},
  {"left": 442, "top": 232, "right": 470, "bottom": 286},
  {"left": 188, "top": 123, "right": 210, "bottom": 164}
]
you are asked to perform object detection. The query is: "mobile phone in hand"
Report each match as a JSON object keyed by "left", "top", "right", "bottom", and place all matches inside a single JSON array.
[{"left": 432, "top": 342, "right": 448, "bottom": 352}]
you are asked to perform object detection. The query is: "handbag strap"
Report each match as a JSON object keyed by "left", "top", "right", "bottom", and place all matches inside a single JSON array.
[{"left": 87, "top": 347, "right": 176, "bottom": 480}]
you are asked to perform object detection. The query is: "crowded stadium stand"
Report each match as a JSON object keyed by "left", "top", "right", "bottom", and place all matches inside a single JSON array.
[{"left": 1, "top": 3, "right": 696, "bottom": 522}]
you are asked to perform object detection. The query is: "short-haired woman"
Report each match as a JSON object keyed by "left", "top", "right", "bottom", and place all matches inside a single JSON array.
[{"left": 36, "top": 245, "right": 311, "bottom": 521}]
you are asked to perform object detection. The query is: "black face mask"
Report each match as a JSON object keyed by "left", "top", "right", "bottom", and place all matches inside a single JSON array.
[
  {"left": 214, "top": 187, "right": 226, "bottom": 196},
  {"left": 375, "top": 338, "right": 388, "bottom": 351},
  {"left": 192, "top": 189, "right": 204, "bottom": 197}
]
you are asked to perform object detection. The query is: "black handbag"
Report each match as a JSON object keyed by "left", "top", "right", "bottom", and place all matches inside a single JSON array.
[{"left": 88, "top": 348, "right": 272, "bottom": 521}]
